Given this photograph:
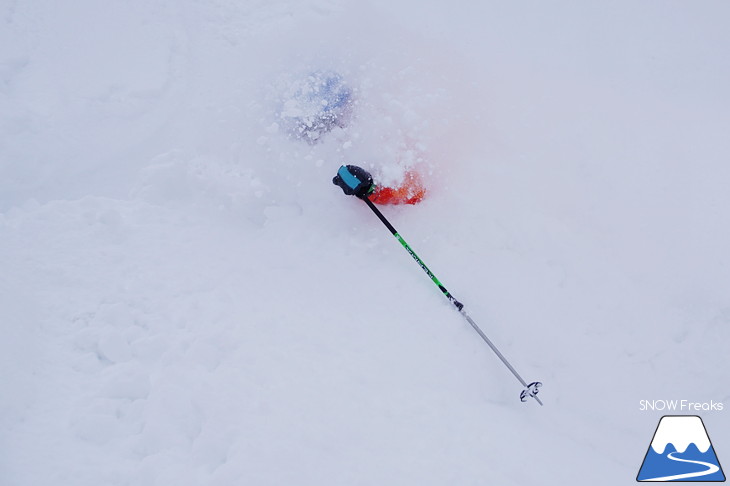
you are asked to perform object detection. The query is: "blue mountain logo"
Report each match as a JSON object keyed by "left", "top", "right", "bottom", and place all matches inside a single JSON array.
[{"left": 637, "top": 415, "right": 725, "bottom": 482}]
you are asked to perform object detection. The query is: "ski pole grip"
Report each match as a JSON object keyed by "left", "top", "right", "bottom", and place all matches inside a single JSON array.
[{"left": 333, "top": 165, "right": 375, "bottom": 198}]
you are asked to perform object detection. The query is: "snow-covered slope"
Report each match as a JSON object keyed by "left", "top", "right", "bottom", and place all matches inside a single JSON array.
[{"left": 2, "top": 1, "right": 729, "bottom": 485}]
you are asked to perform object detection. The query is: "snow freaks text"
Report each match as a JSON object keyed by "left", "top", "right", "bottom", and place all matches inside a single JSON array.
[{"left": 639, "top": 400, "right": 724, "bottom": 412}]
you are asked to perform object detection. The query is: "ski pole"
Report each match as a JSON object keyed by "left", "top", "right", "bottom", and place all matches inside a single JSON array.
[{"left": 333, "top": 165, "right": 543, "bottom": 406}]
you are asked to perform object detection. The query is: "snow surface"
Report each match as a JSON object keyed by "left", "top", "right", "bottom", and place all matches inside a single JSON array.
[{"left": 2, "top": 1, "right": 730, "bottom": 485}]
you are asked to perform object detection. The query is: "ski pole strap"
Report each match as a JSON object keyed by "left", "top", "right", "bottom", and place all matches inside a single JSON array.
[{"left": 361, "top": 196, "right": 464, "bottom": 311}]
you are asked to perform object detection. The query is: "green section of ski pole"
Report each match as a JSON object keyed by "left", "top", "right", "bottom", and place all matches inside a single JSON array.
[
  {"left": 393, "top": 232, "right": 463, "bottom": 310},
  {"left": 394, "top": 232, "right": 443, "bottom": 287},
  {"left": 360, "top": 196, "right": 463, "bottom": 310}
]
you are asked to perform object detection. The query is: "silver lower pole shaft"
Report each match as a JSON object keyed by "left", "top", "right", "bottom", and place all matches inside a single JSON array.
[{"left": 460, "top": 309, "right": 543, "bottom": 406}]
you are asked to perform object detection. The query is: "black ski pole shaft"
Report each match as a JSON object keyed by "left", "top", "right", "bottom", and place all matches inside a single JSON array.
[
  {"left": 361, "top": 196, "right": 464, "bottom": 311},
  {"left": 359, "top": 194, "right": 543, "bottom": 406}
]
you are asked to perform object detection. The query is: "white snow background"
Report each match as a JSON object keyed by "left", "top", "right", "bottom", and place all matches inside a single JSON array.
[{"left": 2, "top": 1, "right": 729, "bottom": 484}]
